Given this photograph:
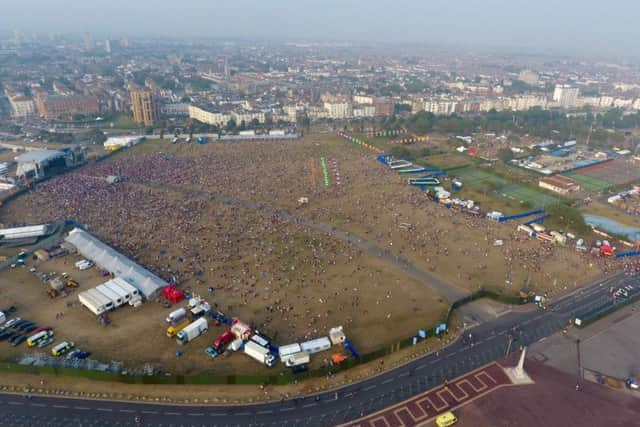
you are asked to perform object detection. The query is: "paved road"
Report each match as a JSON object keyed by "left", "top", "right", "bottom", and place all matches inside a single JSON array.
[{"left": 0, "top": 273, "right": 632, "bottom": 427}]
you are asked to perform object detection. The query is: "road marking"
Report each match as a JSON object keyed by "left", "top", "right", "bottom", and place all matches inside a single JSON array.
[
  {"left": 164, "top": 411, "right": 181, "bottom": 416},
  {"left": 209, "top": 412, "right": 227, "bottom": 416},
  {"left": 236, "top": 411, "right": 251, "bottom": 416},
  {"left": 141, "top": 410, "right": 158, "bottom": 414},
  {"left": 118, "top": 409, "right": 135, "bottom": 413},
  {"left": 257, "top": 410, "right": 273, "bottom": 414},
  {"left": 30, "top": 403, "right": 46, "bottom": 407},
  {"left": 97, "top": 408, "right": 113, "bottom": 412},
  {"left": 302, "top": 402, "right": 317, "bottom": 408},
  {"left": 280, "top": 407, "right": 295, "bottom": 412},
  {"left": 399, "top": 372, "right": 410, "bottom": 377},
  {"left": 381, "top": 377, "right": 394, "bottom": 384},
  {"left": 8, "top": 402, "right": 24, "bottom": 406},
  {"left": 52, "top": 405, "right": 68, "bottom": 409},
  {"left": 415, "top": 364, "right": 427, "bottom": 370},
  {"left": 363, "top": 384, "right": 377, "bottom": 391},
  {"left": 188, "top": 412, "right": 204, "bottom": 416},
  {"left": 74, "top": 406, "right": 90, "bottom": 410}
]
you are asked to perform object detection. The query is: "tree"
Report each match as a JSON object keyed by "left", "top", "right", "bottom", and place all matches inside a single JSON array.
[
  {"left": 226, "top": 119, "right": 237, "bottom": 132},
  {"left": 497, "top": 148, "right": 514, "bottom": 163}
]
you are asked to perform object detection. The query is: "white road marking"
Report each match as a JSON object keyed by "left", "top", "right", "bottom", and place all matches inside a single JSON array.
[
  {"left": 302, "top": 403, "right": 317, "bottom": 408},
  {"left": 8, "top": 402, "right": 24, "bottom": 406},
  {"left": 118, "top": 409, "right": 135, "bottom": 413},
  {"left": 52, "top": 405, "right": 68, "bottom": 409},
  {"left": 188, "top": 412, "right": 205, "bottom": 416},
  {"left": 141, "top": 410, "right": 158, "bottom": 414},
  {"left": 30, "top": 403, "right": 46, "bottom": 407},
  {"left": 381, "top": 377, "right": 394, "bottom": 384},
  {"left": 257, "top": 410, "right": 273, "bottom": 415},
  {"left": 363, "top": 384, "right": 377, "bottom": 391},
  {"left": 74, "top": 406, "right": 90, "bottom": 410},
  {"left": 97, "top": 408, "right": 113, "bottom": 412},
  {"left": 280, "top": 407, "right": 295, "bottom": 412},
  {"left": 415, "top": 364, "right": 427, "bottom": 370},
  {"left": 164, "top": 411, "right": 181, "bottom": 416}
]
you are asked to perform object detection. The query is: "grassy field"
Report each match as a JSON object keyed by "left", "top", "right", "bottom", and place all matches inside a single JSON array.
[
  {"left": 564, "top": 172, "right": 614, "bottom": 192},
  {"left": 453, "top": 167, "right": 562, "bottom": 209},
  {"left": 581, "top": 201, "right": 640, "bottom": 228}
]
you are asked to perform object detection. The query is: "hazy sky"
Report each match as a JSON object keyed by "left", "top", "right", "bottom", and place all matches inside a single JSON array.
[{"left": 3, "top": 0, "right": 638, "bottom": 55}]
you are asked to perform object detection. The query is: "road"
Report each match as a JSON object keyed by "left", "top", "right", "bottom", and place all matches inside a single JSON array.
[{"left": 0, "top": 273, "right": 632, "bottom": 427}]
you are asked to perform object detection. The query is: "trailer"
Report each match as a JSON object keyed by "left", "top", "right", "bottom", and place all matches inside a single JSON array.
[
  {"left": 78, "top": 289, "right": 112, "bottom": 315},
  {"left": 284, "top": 351, "right": 310, "bottom": 367},
  {"left": 109, "top": 277, "right": 139, "bottom": 300},
  {"left": 166, "top": 319, "right": 189, "bottom": 338},
  {"left": 104, "top": 280, "right": 130, "bottom": 303},
  {"left": 230, "top": 319, "right": 252, "bottom": 340},
  {"left": 96, "top": 284, "right": 124, "bottom": 308},
  {"left": 300, "top": 337, "right": 331, "bottom": 355},
  {"left": 176, "top": 317, "right": 208, "bottom": 345},
  {"left": 244, "top": 341, "right": 277, "bottom": 367},
  {"left": 278, "top": 343, "right": 302, "bottom": 361},
  {"left": 166, "top": 307, "right": 187, "bottom": 324}
]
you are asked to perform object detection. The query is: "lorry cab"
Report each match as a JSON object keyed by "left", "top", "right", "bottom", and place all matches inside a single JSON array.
[
  {"left": 166, "top": 319, "right": 189, "bottom": 338},
  {"left": 212, "top": 331, "right": 235, "bottom": 353},
  {"left": 436, "top": 412, "right": 457, "bottom": 427}
]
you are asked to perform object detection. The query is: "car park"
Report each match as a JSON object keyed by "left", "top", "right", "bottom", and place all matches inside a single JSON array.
[
  {"left": 12, "top": 320, "right": 27, "bottom": 329},
  {"left": 0, "top": 331, "right": 13, "bottom": 341},
  {"left": 37, "top": 337, "right": 54, "bottom": 348},
  {"left": 4, "top": 318, "right": 21, "bottom": 328},
  {"left": 17, "top": 321, "right": 36, "bottom": 331},
  {"left": 22, "top": 324, "right": 37, "bottom": 333}
]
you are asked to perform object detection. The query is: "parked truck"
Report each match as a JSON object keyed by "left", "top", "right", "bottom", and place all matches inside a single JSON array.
[
  {"left": 244, "top": 341, "right": 277, "bottom": 367},
  {"left": 205, "top": 330, "right": 235, "bottom": 358},
  {"left": 166, "top": 319, "right": 189, "bottom": 338},
  {"left": 284, "top": 351, "right": 310, "bottom": 368},
  {"left": 166, "top": 307, "right": 187, "bottom": 324},
  {"left": 176, "top": 317, "right": 208, "bottom": 345}
]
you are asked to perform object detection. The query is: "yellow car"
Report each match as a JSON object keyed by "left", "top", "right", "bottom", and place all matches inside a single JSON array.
[{"left": 436, "top": 411, "right": 457, "bottom": 427}]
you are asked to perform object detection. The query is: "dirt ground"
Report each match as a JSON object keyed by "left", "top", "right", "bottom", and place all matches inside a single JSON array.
[
  {"left": 455, "top": 360, "right": 640, "bottom": 427},
  {"left": 0, "top": 131, "right": 610, "bottom": 373}
]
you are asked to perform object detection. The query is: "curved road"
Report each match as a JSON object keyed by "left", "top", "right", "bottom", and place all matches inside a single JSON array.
[{"left": 0, "top": 273, "right": 632, "bottom": 427}]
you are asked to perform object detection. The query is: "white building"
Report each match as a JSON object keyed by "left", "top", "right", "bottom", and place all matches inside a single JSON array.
[
  {"left": 353, "top": 95, "right": 374, "bottom": 105},
  {"left": 552, "top": 85, "right": 580, "bottom": 108},
  {"left": 518, "top": 70, "right": 539, "bottom": 86},
  {"left": 162, "top": 103, "right": 189, "bottom": 116},
  {"left": 324, "top": 101, "right": 353, "bottom": 119},
  {"left": 232, "top": 110, "right": 266, "bottom": 125},
  {"left": 188, "top": 105, "right": 231, "bottom": 127},
  {"left": 353, "top": 105, "right": 376, "bottom": 117},
  {"left": 8, "top": 95, "right": 36, "bottom": 118}
]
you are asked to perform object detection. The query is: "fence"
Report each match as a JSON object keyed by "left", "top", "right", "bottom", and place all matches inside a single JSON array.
[{"left": 0, "top": 288, "right": 528, "bottom": 386}]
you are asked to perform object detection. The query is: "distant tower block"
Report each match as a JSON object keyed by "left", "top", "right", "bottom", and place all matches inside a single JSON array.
[{"left": 504, "top": 346, "right": 534, "bottom": 384}]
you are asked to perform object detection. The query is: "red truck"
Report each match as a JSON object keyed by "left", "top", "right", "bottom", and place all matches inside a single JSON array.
[{"left": 205, "top": 331, "right": 235, "bottom": 358}]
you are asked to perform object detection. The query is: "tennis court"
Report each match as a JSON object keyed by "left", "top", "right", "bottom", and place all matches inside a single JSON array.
[{"left": 454, "top": 167, "right": 562, "bottom": 208}]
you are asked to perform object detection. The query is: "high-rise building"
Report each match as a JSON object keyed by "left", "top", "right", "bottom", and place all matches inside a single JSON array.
[
  {"left": 83, "top": 32, "right": 93, "bottom": 51},
  {"left": 130, "top": 87, "right": 160, "bottom": 126},
  {"left": 552, "top": 84, "right": 580, "bottom": 108},
  {"left": 105, "top": 39, "right": 112, "bottom": 54}
]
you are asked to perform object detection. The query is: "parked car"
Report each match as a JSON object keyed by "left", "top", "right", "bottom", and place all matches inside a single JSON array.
[
  {"left": 10, "top": 334, "right": 26, "bottom": 346},
  {"left": 37, "top": 337, "right": 54, "bottom": 348},
  {"left": 17, "top": 322, "right": 36, "bottom": 331},
  {"left": 626, "top": 378, "right": 639, "bottom": 390},
  {"left": 5, "top": 317, "right": 21, "bottom": 328},
  {"left": 22, "top": 324, "right": 37, "bottom": 333}
]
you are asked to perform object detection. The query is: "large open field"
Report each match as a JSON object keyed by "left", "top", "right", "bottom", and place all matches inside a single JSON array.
[{"left": 0, "top": 131, "right": 607, "bottom": 373}]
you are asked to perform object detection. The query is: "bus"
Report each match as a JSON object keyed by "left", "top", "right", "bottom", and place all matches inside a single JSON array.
[{"left": 27, "top": 330, "right": 53, "bottom": 347}]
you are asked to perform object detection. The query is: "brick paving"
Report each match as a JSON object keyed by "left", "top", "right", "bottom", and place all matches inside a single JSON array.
[{"left": 341, "top": 362, "right": 512, "bottom": 427}]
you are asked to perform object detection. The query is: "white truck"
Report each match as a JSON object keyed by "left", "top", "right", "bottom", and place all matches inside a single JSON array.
[
  {"left": 284, "top": 351, "right": 310, "bottom": 367},
  {"left": 166, "top": 307, "right": 187, "bottom": 324},
  {"left": 176, "top": 317, "right": 208, "bottom": 345},
  {"left": 244, "top": 341, "right": 277, "bottom": 367}
]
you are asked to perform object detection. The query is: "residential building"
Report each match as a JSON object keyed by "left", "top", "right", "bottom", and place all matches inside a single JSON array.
[
  {"left": 162, "top": 103, "right": 189, "bottom": 116},
  {"left": 353, "top": 95, "right": 374, "bottom": 105},
  {"left": 7, "top": 94, "right": 35, "bottom": 118},
  {"left": 188, "top": 104, "right": 231, "bottom": 126},
  {"left": 130, "top": 87, "right": 160, "bottom": 126},
  {"left": 552, "top": 85, "right": 579, "bottom": 108},
  {"left": 324, "top": 101, "right": 352, "bottom": 119},
  {"left": 518, "top": 70, "right": 539, "bottom": 85},
  {"left": 35, "top": 94, "right": 99, "bottom": 119},
  {"left": 373, "top": 98, "right": 394, "bottom": 116}
]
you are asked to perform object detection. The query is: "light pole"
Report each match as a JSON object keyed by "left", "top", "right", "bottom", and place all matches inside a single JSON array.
[{"left": 576, "top": 338, "right": 582, "bottom": 389}]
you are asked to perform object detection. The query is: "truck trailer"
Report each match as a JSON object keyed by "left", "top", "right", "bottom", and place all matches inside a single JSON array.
[
  {"left": 284, "top": 351, "right": 310, "bottom": 367},
  {"left": 244, "top": 341, "right": 277, "bottom": 367},
  {"left": 300, "top": 337, "right": 331, "bottom": 354},
  {"left": 166, "top": 307, "right": 187, "bottom": 324},
  {"left": 176, "top": 317, "right": 208, "bottom": 345},
  {"left": 96, "top": 284, "right": 124, "bottom": 308}
]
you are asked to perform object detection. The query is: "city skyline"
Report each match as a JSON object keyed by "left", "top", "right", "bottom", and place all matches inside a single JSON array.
[{"left": 2, "top": 0, "right": 639, "bottom": 57}]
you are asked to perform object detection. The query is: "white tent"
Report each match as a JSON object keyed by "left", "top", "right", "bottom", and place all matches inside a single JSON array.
[{"left": 65, "top": 228, "right": 165, "bottom": 300}]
